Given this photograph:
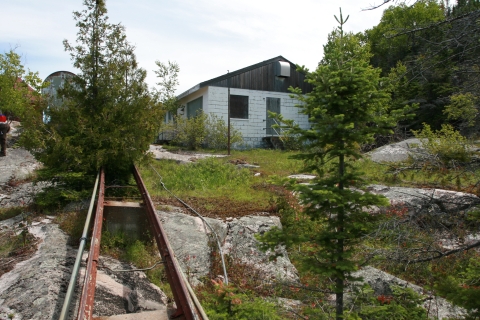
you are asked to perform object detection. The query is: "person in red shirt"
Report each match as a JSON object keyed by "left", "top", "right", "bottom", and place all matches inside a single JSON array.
[{"left": 0, "top": 114, "right": 10, "bottom": 156}]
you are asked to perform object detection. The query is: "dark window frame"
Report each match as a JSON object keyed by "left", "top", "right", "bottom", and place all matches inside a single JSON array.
[{"left": 229, "top": 95, "right": 249, "bottom": 119}]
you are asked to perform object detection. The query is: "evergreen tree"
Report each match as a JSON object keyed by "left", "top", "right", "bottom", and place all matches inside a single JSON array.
[
  {"left": 366, "top": 0, "right": 480, "bottom": 132},
  {"left": 261, "top": 11, "right": 396, "bottom": 319},
  {"left": 366, "top": 0, "right": 445, "bottom": 76},
  {"left": 366, "top": 1, "right": 449, "bottom": 130},
  {"left": 35, "top": 0, "right": 163, "bottom": 179}
]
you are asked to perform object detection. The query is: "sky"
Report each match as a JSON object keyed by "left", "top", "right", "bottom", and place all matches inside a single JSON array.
[{"left": 0, "top": 0, "right": 388, "bottom": 95}]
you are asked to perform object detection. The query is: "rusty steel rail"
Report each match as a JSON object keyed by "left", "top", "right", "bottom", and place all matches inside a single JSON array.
[
  {"left": 77, "top": 168, "right": 105, "bottom": 320},
  {"left": 59, "top": 172, "right": 100, "bottom": 320},
  {"left": 133, "top": 165, "right": 201, "bottom": 320},
  {"left": 73, "top": 166, "right": 204, "bottom": 319}
]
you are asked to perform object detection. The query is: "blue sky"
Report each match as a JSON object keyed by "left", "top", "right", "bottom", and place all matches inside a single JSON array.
[{"left": 1, "top": 0, "right": 387, "bottom": 94}]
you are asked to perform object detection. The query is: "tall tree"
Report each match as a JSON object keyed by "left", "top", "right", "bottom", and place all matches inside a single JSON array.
[
  {"left": 366, "top": 0, "right": 480, "bottom": 132},
  {"left": 366, "top": 1, "right": 449, "bottom": 130},
  {"left": 261, "top": 11, "right": 397, "bottom": 319},
  {"left": 34, "top": 0, "right": 163, "bottom": 179},
  {"left": 154, "top": 60, "right": 180, "bottom": 112},
  {"left": 366, "top": 0, "right": 445, "bottom": 75}
]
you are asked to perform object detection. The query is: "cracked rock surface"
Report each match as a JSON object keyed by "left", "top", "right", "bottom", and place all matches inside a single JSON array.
[
  {"left": 0, "top": 218, "right": 168, "bottom": 320},
  {"left": 158, "top": 209, "right": 299, "bottom": 286}
]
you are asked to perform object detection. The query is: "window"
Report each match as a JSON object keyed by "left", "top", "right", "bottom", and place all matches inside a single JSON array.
[
  {"left": 164, "top": 111, "right": 173, "bottom": 123},
  {"left": 229, "top": 95, "right": 248, "bottom": 119},
  {"left": 187, "top": 96, "right": 203, "bottom": 118}
]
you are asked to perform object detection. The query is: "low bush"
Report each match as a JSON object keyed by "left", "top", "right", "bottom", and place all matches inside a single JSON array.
[
  {"left": 201, "top": 280, "right": 283, "bottom": 320},
  {"left": 412, "top": 123, "right": 473, "bottom": 165},
  {"left": 163, "top": 113, "right": 243, "bottom": 150}
]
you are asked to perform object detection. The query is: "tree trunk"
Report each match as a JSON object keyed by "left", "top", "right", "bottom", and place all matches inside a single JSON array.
[{"left": 336, "top": 151, "right": 345, "bottom": 319}]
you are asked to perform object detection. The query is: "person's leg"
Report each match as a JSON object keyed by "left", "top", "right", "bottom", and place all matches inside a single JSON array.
[{"left": 0, "top": 137, "right": 6, "bottom": 156}]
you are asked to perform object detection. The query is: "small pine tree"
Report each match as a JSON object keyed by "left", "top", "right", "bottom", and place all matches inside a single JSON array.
[{"left": 261, "top": 10, "right": 399, "bottom": 319}]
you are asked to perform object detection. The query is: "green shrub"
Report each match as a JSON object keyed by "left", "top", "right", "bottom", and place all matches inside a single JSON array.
[
  {"left": 435, "top": 255, "right": 480, "bottom": 318},
  {"left": 202, "top": 281, "right": 282, "bottom": 320},
  {"left": 163, "top": 112, "right": 243, "bottom": 150},
  {"left": 349, "top": 285, "right": 428, "bottom": 320},
  {"left": 443, "top": 93, "right": 478, "bottom": 128},
  {"left": 281, "top": 133, "right": 304, "bottom": 151},
  {"left": 169, "top": 113, "right": 207, "bottom": 150},
  {"left": 33, "top": 169, "right": 95, "bottom": 211},
  {"left": 412, "top": 123, "right": 473, "bottom": 164},
  {"left": 204, "top": 114, "right": 243, "bottom": 150}
]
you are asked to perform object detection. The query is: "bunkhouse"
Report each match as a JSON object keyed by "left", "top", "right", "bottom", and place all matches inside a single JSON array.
[{"left": 167, "top": 56, "right": 313, "bottom": 148}]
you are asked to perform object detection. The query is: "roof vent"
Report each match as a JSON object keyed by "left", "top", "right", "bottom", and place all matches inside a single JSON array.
[{"left": 275, "top": 61, "right": 291, "bottom": 77}]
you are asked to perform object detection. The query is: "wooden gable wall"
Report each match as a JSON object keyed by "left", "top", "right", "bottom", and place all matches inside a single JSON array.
[{"left": 200, "top": 58, "right": 312, "bottom": 94}]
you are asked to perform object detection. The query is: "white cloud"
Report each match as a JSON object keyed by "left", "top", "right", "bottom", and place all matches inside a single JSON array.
[{"left": 0, "top": 0, "right": 386, "bottom": 93}]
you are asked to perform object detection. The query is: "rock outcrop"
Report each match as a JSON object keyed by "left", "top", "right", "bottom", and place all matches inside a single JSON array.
[
  {"left": 0, "top": 123, "right": 44, "bottom": 209},
  {"left": 0, "top": 220, "right": 78, "bottom": 320},
  {"left": 157, "top": 209, "right": 299, "bottom": 286},
  {"left": 352, "top": 266, "right": 466, "bottom": 319},
  {"left": 156, "top": 208, "right": 227, "bottom": 285},
  {"left": 0, "top": 218, "right": 168, "bottom": 320},
  {"left": 367, "top": 138, "right": 426, "bottom": 163},
  {"left": 367, "top": 184, "right": 480, "bottom": 228},
  {"left": 223, "top": 215, "right": 299, "bottom": 283}
]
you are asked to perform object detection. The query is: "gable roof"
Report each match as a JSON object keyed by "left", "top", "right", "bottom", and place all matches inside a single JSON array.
[{"left": 178, "top": 56, "right": 311, "bottom": 100}]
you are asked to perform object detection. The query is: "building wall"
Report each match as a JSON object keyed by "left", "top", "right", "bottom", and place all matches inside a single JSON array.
[
  {"left": 177, "top": 87, "right": 208, "bottom": 117},
  {"left": 182, "top": 86, "right": 309, "bottom": 148}
]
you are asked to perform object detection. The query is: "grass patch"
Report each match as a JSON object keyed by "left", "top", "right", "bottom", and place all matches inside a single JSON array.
[
  {"left": 0, "top": 207, "right": 25, "bottom": 222},
  {"left": 55, "top": 210, "right": 88, "bottom": 246},
  {"left": 354, "top": 157, "right": 480, "bottom": 195},
  {"left": 148, "top": 157, "right": 252, "bottom": 198},
  {"left": 229, "top": 149, "right": 305, "bottom": 176},
  {"left": 0, "top": 224, "right": 38, "bottom": 277},
  {"left": 139, "top": 150, "right": 305, "bottom": 218}
]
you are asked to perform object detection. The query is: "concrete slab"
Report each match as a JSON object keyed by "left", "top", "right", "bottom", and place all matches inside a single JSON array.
[{"left": 103, "top": 205, "right": 150, "bottom": 242}]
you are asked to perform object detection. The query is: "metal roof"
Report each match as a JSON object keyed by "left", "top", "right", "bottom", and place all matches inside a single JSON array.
[{"left": 177, "top": 56, "right": 300, "bottom": 100}]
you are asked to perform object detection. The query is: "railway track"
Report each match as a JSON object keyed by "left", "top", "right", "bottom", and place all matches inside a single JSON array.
[{"left": 59, "top": 166, "right": 207, "bottom": 320}]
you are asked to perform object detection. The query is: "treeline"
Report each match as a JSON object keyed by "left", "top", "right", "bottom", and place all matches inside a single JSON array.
[{"left": 365, "top": 0, "right": 480, "bottom": 137}]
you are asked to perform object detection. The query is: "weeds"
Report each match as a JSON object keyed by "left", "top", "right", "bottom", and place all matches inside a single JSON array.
[
  {"left": 54, "top": 210, "right": 88, "bottom": 246},
  {"left": 197, "top": 234, "right": 286, "bottom": 319},
  {"left": 0, "top": 207, "right": 25, "bottom": 222},
  {"left": 139, "top": 150, "right": 306, "bottom": 218},
  {"left": 199, "top": 279, "right": 284, "bottom": 320},
  {"left": 0, "top": 226, "right": 38, "bottom": 277},
  {"left": 100, "top": 230, "right": 173, "bottom": 301}
]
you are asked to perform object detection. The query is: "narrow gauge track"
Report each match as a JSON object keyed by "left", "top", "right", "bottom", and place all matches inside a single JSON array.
[{"left": 60, "top": 166, "right": 207, "bottom": 320}]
